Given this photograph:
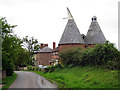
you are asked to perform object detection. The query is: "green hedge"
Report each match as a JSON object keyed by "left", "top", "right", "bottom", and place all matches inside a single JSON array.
[
  {"left": 27, "top": 65, "right": 41, "bottom": 71},
  {"left": 27, "top": 65, "right": 31, "bottom": 70},
  {"left": 81, "top": 41, "right": 120, "bottom": 69},
  {"left": 6, "top": 62, "right": 15, "bottom": 76},
  {"left": 59, "top": 47, "right": 85, "bottom": 66},
  {"left": 44, "top": 64, "right": 63, "bottom": 73},
  {"left": 59, "top": 41, "right": 120, "bottom": 70}
]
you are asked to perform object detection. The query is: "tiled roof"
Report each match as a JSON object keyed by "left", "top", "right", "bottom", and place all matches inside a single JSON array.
[
  {"left": 59, "top": 19, "right": 85, "bottom": 45},
  {"left": 85, "top": 16, "right": 106, "bottom": 44},
  {"left": 36, "top": 46, "right": 52, "bottom": 53}
]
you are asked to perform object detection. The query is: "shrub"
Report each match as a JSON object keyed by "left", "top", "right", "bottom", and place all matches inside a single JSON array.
[
  {"left": 81, "top": 41, "right": 120, "bottom": 69},
  {"left": 44, "top": 64, "right": 63, "bottom": 73},
  {"left": 27, "top": 65, "right": 32, "bottom": 70},
  {"left": 6, "top": 62, "right": 14, "bottom": 76},
  {"left": 38, "top": 68, "right": 41, "bottom": 71},
  {"left": 27, "top": 65, "right": 29, "bottom": 70},
  {"left": 44, "top": 65, "right": 55, "bottom": 73},
  {"left": 34, "top": 66, "right": 39, "bottom": 71},
  {"left": 32, "top": 67, "right": 35, "bottom": 71},
  {"left": 59, "top": 41, "right": 120, "bottom": 70},
  {"left": 106, "top": 61, "right": 119, "bottom": 70},
  {"left": 59, "top": 47, "right": 84, "bottom": 66},
  {"left": 80, "top": 47, "right": 93, "bottom": 66}
]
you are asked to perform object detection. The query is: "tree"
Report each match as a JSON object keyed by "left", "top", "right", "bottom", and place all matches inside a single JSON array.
[
  {"left": 1, "top": 17, "right": 18, "bottom": 76},
  {"left": 14, "top": 48, "right": 30, "bottom": 70},
  {"left": 1, "top": 17, "right": 17, "bottom": 39},
  {"left": 1, "top": 17, "right": 31, "bottom": 75},
  {"left": 22, "top": 36, "right": 40, "bottom": 57}
]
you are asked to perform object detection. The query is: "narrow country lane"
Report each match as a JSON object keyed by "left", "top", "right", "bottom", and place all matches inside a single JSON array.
[{"left": 9, "top": 71, "right": 57, "bottom": 88}]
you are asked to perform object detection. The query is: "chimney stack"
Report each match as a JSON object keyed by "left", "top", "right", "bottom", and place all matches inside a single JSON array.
[
  {"left": 41, "top": 43, "right": 43, "bottom": 49},
  {"left": 53, "top": 42, "right": 56, "bottom": 49},
  {"left": 44, "top": 44, "right": 48, "bottom": 47}
]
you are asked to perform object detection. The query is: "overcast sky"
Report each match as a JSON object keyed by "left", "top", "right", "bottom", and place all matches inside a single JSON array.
[{"left": 0, "top": 0, "right": 119, "bottom": 49}]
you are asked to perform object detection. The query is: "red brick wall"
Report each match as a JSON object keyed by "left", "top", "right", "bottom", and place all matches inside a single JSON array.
[
  {"left": 37, "top": 52, "right": 52, "bottom": 65},
  {"left": 59, "top": 44, "right": 85, "bottom": 52}
]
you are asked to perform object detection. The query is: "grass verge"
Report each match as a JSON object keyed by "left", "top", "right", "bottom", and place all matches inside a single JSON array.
[
  {"left": 29, "top": 66, "right": 119, "bottom": 88},
  {"left": 2, "top": 72, "right": 17, "bottom": 89}
]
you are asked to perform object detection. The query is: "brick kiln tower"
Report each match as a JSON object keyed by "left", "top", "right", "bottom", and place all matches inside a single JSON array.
[
  {"left": 85, "top": 16, "right": 106, "bottom": 48},
  {"left": 58, "top": 8, "right": 85, "bottom": 52}
]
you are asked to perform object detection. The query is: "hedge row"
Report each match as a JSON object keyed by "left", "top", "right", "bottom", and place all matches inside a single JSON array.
[
  {"left": 44, "top": 64, "right": 63, "bottom": 73},
  {"left": 27, "top": 65, "right": 41, "bottom": 71},
  {"left": 59, "top": 41, "right": 120, "bottom": 70},
  {"left": 27, "top": 64, "right": 63, "bottom": 73}
]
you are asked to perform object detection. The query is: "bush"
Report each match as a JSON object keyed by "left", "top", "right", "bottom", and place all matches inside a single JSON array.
[
  {"left": 38, "top": 68, "right": 41, "bottom": 71},
  {"left": 32, "top": 67, "right": 35, "bottom": 71},
  {"left": 59, "top": 47, "right": 84, "bottom": 66},
  {"left": 44, "top": 66, "right": 55, "bottom": 73},
  {"left": 59, "top": 41, "right": 120, "bottom": 70},
  {"left": 27, "top": 65, "right": 39, "bottom": 71},
  {"left": 44, "top": 64, "right": 63, "bottom": 73},
  {"left": 81, "top": 41, "right": 120, "bottom": 69},
  {"left": 6, "top": 63, "right": 14, "bottom": 76},
  {"left": 106, "top": 61, "right": 119, "bottom": 70},
  {"left": 27, "top": 65, "right": 32, "bottom": 70},
  {"left": 34, "top": 66, "right": 39, "bottom": 71},
  {"left": 80, "top": 47, "right": 93, "bottom": 66}
]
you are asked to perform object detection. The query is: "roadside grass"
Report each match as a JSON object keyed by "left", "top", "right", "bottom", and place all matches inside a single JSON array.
[
  {"left": 2, "top": 73, "right": 17, "bottom": 89},
  {"left": 31, "top": 66, "right": 119, "bottom": 88}
]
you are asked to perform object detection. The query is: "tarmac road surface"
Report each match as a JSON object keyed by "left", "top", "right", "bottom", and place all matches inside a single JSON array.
[{"left": 9, "top": 71, "right": 57, "bottom": 88}]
